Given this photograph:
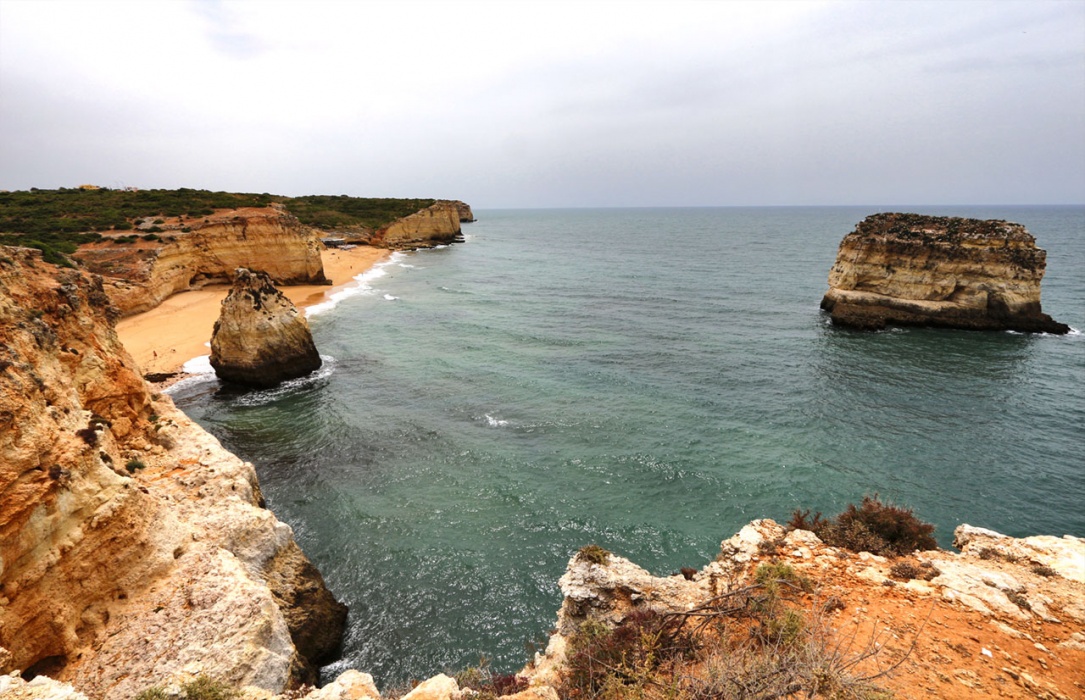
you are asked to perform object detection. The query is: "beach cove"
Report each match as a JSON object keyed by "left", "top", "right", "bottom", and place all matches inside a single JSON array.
[{"left": 116, "top": 246, "right": 390, "bottom": 376}]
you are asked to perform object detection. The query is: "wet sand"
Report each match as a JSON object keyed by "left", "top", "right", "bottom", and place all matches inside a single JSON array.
[{"left": 116, "top": 246, "right": 389, "bottom": 376}]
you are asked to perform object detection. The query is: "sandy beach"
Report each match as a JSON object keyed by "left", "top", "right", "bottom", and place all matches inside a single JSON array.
[{"left": 116, "top": 246, "right": 390, "bottom": 376}]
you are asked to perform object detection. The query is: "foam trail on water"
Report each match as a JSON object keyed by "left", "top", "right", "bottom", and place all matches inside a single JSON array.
[
  {"left": 306, "top": 252, "right": 406, "bottom": 317},
  {"left": 233, "top": 355, "right": 338, "bottom": 407},
  {"left": 181, "top": 355, "right": 214, "bottom": 374},
  {"left": 164, "top": 355, "right": 218, "bottom": 396}
]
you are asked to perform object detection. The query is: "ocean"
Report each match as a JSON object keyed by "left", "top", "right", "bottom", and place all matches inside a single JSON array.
[{"left": 169, "top": 206, "right": 1085, "bottom": 688}]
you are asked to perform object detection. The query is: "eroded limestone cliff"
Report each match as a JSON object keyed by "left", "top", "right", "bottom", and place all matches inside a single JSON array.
[
  {"left": 371, "top": 200, "right": 468, "bottom": 249},
  {"left": 73, "top": 206, "right": 327, "bottom": 317},
  {"left": 0, "top": 246, "right": 345, "bottom": 698},
  {"left": 821, "top": 213, "right": 1068, "bottom": 333}
]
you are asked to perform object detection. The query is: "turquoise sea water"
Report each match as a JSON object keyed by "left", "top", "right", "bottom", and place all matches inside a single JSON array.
[{"left": 170, "top": 206, "right": 1084, "bottom": 688}]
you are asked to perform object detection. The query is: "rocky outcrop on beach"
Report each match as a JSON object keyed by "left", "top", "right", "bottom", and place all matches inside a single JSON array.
[
  {"left": 821, "top": 213, "right": 1069, "bottom": 333},
  {"left": 210, "top": 268, "right": 322, "bottom": 388},
  {"left": 372, "top": 200, "right": 467, "bottom": 249},
  {"left": 73, "top": 206, "right": 327, "bottom": 317},
  {"left": 0, "top": 246, "right": 345, "bottom": 698}
]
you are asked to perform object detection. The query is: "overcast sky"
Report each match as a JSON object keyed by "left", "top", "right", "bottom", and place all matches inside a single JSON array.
[{"left": 1, "top": 0, "right": 1082, "bottom": 207}]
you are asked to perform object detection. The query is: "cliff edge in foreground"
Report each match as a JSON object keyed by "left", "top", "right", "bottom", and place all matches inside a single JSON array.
[
  {"left": 821, "top": 213, "right": 1069, "bottom": 333},
  {"left": 0, "top": 246, "right": 345, "bottom": 697}
]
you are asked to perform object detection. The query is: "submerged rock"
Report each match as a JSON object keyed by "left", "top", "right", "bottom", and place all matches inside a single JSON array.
[
  {"left": 821, "top": 213, "right": 1068, "bottom": 333},
  {"left": 210, "top": 268, "right": 322, "bottom": 387}
]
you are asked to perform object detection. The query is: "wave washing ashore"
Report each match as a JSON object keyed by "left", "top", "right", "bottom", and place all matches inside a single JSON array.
[
  {"left": 116, "top": 246, "right": 398, "bottom": 377},
  {"left": 170, "top": 206, "right": 1085, "bottom": 687}
]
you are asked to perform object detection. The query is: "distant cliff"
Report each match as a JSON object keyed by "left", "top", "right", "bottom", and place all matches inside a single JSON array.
[
  {"left": 370, "top": 200, "right": 472, "bottom": 249},
  {"left": 73, "top": 206, "right": 327, "bottom": 317},
  {"left": 0, "top": 246, "right": 345, "bottom": 697},
  {"left": 821, "top": 213, "right": 1068, "bottom": 333}
]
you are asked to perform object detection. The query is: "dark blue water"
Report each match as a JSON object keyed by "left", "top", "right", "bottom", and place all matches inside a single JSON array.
[{"left": 170, "top": 206, "right": 1084, "bottom": 689}]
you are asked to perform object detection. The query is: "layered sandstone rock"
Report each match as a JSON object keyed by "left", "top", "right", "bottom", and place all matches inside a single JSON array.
[
  {"left": 452, "top": 201, "right": 476, "bottom": 223},
  {"left": 0, "top": 247, "right": 345, "bottom": 698},
  {"left": 210, "top": 269, "right": 322, "bottom": 388},
  {"left": 372, "top": 201, "right": 467, "bottom": 249},
  {"left": 74, "top": 206, "right": 328, "bottom": 317},
  {"left": 821, "top": 213, "right": 1068, "bottom": 333}
]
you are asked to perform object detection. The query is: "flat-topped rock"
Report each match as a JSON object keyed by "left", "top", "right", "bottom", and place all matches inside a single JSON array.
[
  {"left": 210, "top": 268, "right": 322, "bottom": 387},
  {"left": 821, "top": 213, "right": 1068, "bottom": 333}
]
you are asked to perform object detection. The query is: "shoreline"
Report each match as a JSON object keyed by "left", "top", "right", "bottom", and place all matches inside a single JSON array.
[{"left": 116, "top": 245, "right": 391, "bottom": 377}]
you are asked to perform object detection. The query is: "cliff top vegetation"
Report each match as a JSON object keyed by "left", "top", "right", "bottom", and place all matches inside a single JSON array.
[
  {"left": 850, "top": 212, "right": 1030, "bottom": 244},
  {"left": 0, "top": 187, "right": 437, "bottom": 264}
]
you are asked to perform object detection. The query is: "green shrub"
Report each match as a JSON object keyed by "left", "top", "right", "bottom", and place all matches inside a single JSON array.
[
  {"left": 125, "top": 458, "right": 146, "bottom": 473},
  {"left": 134, "top": 688, "right": 168, "bottom": 700},
  {"left": 181, "top": 676, "right": 239, "bottom": 700},
  {"left": 788, "top": 495, "right": 937, "bottom": 557},
  {"left": 575, "top": 544, "right": 611, "bottom": 566},
  {"left": 888, "top": 560, "right": 938, "bottom": 581},
  {"left": 563, "top": 610, "right": 695, "bottom": 698},
  {"left": 453, "top": 661, "right": 528, "bottom": 698}
]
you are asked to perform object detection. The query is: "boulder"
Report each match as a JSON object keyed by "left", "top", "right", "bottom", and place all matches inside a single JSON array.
[
  {"left": 210, "top": 268, "right": 322, "bottom": 387},
  {"left": 821, "top": 213, "right": 1068, "bottom": 333}
]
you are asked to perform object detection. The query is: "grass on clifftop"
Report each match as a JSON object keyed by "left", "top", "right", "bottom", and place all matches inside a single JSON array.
[
  {"left": 0, "top": 187, "right": 438, "bottom": 261},
  {"left": 284, "top": 195, "right": 436, "bottom": 230}
]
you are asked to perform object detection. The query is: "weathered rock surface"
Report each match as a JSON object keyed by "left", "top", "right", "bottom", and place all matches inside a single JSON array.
[
  {"left": 821, "top": 212, "right": 1069, "bottom": 333},
  {"left": 452, "top": 201, "right": 476, "bottom": 223},
  {"left": 74, "top": 206, "right": 328, "bottom": 317},
  {"left": 524, "top": 519, "right": 1085, "bottom": 700},
  {"left": 372, "top": 201, "right": 467, "bottom": 249},
  {"left": 0, "top": 671, "right": 90, "bottom": 699},
  {"left": 0, "top": 246, "right": 344, "bottom": 698},
  {"left": 209, "top": 268, "right": 322, "bottom": 388}
]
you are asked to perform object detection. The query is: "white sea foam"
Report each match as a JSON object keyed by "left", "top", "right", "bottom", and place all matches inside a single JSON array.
[
  {"left": 182, "top": 354, "right": 214, "bottom": 375},
  {"left": 483, "top": 414, "right": 509, "bottom": 427},
  {"left": 233, "top": 355, "right": 337, "bottom": 406},
  {"left": 383, "top": 294, "right": 399, "bottom": 301},
  {"left": 306, "top": 252, "right": 406, "bottom": 317},
  {"left": 163, "top": 355, "right": 218, "bottom": 396},
  {"left": 166, "top": 354, "right": 338, "bottom": 401}
]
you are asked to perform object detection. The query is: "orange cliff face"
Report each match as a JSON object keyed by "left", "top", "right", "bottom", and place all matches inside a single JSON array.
[
  {"left": 371, "top": 200, "right": 469, "bottom": 249},
  {"left": 73, "top": 206, "right": 328, "bottom": 317},
  {"left": 0, "top": 246, "right": 345, "bottom": 697}
]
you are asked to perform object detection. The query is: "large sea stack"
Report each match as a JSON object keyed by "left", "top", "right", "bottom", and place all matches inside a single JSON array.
[
  {"left": 821, "top": 213, "right": 1069, "bottom": 333},
  {"left": 210, "top": 268, "right": 322, "bottom": 387}
]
